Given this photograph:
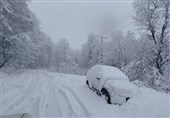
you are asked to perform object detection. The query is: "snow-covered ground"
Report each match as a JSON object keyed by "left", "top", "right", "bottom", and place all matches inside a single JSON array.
[{"left": 1, "top": 70, "right": 169, "bottom": 117}]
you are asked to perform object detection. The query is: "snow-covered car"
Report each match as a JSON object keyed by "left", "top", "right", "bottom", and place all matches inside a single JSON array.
[{"left": 86, "top": 65, "right": 139, "bottom": 105}]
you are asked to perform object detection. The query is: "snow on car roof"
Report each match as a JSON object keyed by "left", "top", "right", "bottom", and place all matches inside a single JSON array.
[{"left": 88, "top": 65, "right": 129, "bottom": 80}]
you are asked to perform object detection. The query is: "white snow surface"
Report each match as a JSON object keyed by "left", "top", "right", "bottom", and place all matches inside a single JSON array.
[{"left": 1, "top": 70, "right": 170, "bottom": 117}]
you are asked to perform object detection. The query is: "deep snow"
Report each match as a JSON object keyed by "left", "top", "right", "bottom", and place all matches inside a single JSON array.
[{"left": 0, "top": 70, "right": 169, "bottom": 117}]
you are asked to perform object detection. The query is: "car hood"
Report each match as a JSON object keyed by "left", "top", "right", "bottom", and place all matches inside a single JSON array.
[{"left": 104, "top": 80, "right": 140, "bottom": 97}]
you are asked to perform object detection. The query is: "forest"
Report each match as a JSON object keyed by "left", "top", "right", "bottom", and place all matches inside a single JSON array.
[{"left": 0, "top": 0, "right": 170, "bottom": 92}]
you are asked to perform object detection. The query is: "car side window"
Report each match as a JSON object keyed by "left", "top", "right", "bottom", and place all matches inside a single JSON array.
[{"left": 96, "top": 77, "right": 100, "bottom": 80}]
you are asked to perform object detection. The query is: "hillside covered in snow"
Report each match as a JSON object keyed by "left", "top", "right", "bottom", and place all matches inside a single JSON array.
[{"left": 1, "top": 70, "right": 169, "bottom": 117}]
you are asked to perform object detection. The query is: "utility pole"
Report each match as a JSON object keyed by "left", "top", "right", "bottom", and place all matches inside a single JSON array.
[{"left": 97, "top": 34, "right": 107, "bottom": 64}]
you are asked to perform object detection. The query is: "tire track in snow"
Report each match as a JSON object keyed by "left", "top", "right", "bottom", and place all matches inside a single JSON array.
[
  {"left": 2, "top": 73, "right": 38, "bottom": 114},
  {"left": 58, "top": 89, "right": 74, "bottom": 116},
  {"left": 62, "top": 85, "right": 90, "bottom": 117},
  {"left": 6, "top": 71, "right": 62, "bottom": 117},
  {"left": 9, "top": 73, "right": 47, "bottom": 115},
  {"left": 40, "top": 72, "right": 62, "bottom": 117},
  {"left": 41, "top": 71, "right": 74, "bottom": 116},
  {"left": 40, "top": 71, "right": 90, "bottom": 117}
]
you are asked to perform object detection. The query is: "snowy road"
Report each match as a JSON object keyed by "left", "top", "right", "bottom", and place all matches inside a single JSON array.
[
  {"left": 1, "top": 70, "right": 170, "bottom": 117},
  {"left": 59, "top": 85, "right": 90, "bottom": 117}
]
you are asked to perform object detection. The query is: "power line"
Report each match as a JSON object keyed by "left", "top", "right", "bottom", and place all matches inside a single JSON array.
[
  {"left": 102, "top": 11, "right": 135, "bottom": 35},
  {"left": 99, "top": 9, "right": 136, "bottom": 35},
  {"left": 119, "top": 21, "right": 134, "bottom": 31},
  {"left": 100, "top": 10, "right": 135, "bottom": 34},
  {"left": 97, "top": 10, "right": 136, "bottom": 64}
]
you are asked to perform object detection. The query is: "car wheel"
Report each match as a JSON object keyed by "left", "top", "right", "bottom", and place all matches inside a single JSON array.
[
  {"left": 101, "top": 88, "right": 111, "bottom": 104},
  {"left": 86, "top": 80, "right": 92, "bottom": 90},
  {"left": 96, "top": 91, "right": 101, "bottom": 96},
  {"left": 126, "top": 97, "right": 130, "bottom": 101},
  {"left": 86, "top": 80, "right": 89, "bottom": 86}
]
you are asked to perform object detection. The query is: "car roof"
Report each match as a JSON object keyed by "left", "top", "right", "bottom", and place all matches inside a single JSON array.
[{"left": 88, "top": 65, "right": 129, "bottom": 80}]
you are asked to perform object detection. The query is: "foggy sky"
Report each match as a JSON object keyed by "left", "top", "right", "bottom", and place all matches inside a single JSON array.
[{"left": 29, "top": 0, "right": 135, "bottom": 49}]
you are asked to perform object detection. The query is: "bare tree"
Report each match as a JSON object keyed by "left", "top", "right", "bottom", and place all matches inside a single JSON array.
[{"left": 133, "top": 0, "right": 170, "bottom": 75}]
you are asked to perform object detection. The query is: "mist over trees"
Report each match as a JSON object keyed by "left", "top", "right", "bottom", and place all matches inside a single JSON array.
[{"left": 0, "top": 0, "right": 169, "bottom": 92}]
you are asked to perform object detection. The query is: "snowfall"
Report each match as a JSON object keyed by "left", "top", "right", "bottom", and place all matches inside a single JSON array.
[{"left": 0, "top": 70, "right": 170, "bottom": 118}]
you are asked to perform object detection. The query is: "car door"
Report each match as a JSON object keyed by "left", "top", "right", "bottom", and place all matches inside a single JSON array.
[{"left": 92, "top": 76, "right": 100, "bottom": 90}]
